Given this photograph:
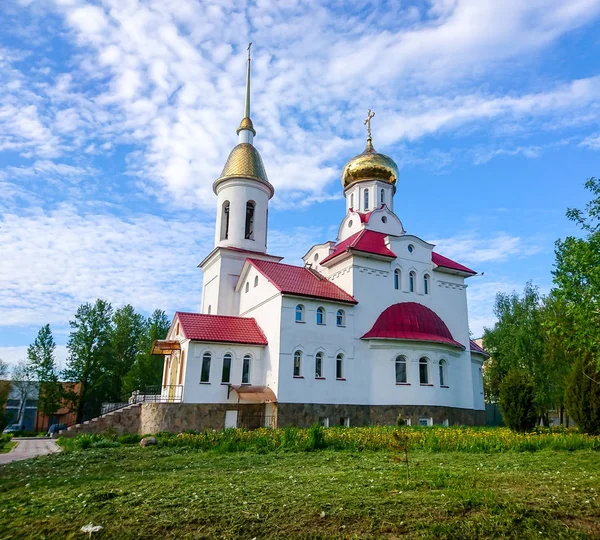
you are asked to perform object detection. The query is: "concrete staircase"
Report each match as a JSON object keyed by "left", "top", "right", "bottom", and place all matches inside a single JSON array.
[{"left": 58, "top": 403, "right": 142, "bottom": 438}]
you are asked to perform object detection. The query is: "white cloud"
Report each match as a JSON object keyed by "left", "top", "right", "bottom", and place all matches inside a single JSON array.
[
  {"left": 0, "top": 1, "right": 597, "bottom": 209},
  {"left": 581, "top": 133, "right": 600, "bottom": 150},
  {"left": 430, "top": 232, "right": 543, "bottom": 265},
  {"left": 0, "top": 346, "right": 69, "bottom": 372},
  {"left": 0, "top": 205, "right": 214, "bottom": 328}
]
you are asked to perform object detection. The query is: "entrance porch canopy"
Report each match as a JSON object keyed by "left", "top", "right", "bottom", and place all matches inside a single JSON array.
[
  {"left": 151, "top": 340, "right": 181, "bottom": 355},
  {"left": 228, "top": 385, "right": 277, "bottom": 403}
]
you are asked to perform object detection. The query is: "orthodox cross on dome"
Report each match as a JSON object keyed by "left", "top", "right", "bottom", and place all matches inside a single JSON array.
[{"left": 364, "top": 109, "right": 375, "bottom": 151}]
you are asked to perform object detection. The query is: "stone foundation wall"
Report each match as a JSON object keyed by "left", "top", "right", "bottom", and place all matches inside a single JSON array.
[
  {"left": 140, "top": 403, "right": 232, "bottom": 434},
  {"left": 60, "top": 404, "right": 141, "bottom": 438},
  {"left": 277, "top": 403, "right": 485, "bottom": 427}
]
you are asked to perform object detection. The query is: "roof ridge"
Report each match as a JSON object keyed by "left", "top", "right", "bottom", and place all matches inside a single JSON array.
[{"left": 176, "top": 311, "right": 256, "bottom": 321}]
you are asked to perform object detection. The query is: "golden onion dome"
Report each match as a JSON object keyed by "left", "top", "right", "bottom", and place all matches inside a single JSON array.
[
  {"left": 341, "top": 138, "right": 399, "bottom": 190},
  {"left": 213, "top": 143, "right": 273, "bottom": 195}
]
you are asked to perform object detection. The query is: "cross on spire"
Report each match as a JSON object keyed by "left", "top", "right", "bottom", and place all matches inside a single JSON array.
[{"left": 364, "top": 109, "right": 375, "bottom": 141}]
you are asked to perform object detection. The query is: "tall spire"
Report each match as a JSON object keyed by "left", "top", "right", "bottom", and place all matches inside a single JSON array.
[{"left": 237, "top": 42, "right": 256, "bottom": 137}]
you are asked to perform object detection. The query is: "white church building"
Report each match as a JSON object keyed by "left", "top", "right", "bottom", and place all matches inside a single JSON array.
[{"left": 154, "top": 48, "right": 488, "bottom": 430}]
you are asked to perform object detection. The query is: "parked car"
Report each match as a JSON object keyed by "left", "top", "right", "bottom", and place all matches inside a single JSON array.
[
  {"left": 47, "top": 424, "right": 67, "bottom": 435},
  {"left": 2, "top": 423, "right": 24, "bottom": 434}
]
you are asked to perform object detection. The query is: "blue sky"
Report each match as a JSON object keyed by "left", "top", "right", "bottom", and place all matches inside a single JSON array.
[{"left": 1, "top": 0, "right": 599, "bottom": 368}]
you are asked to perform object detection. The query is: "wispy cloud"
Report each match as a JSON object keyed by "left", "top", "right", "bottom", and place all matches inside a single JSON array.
[{"left": 430, "top": 232, "right": 543, "bottom": 265}]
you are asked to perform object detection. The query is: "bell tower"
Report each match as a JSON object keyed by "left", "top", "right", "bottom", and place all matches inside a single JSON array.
[
  {"left": 212, "top": 43, "right": 274, "bottom": 254},
  {"left": 200, "top": 44, "right": 280, "bottom": 317}
]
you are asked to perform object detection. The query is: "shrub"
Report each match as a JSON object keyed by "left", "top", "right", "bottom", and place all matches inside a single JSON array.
[
  {"left": 499, "top": 369, "right": 538, "bottom": 432},
  {"left": 117, "top": 433, "right": 142, "bottom": 445},
  {"left": 565, "top": 358, "right": 600, "bottom": 435},
  {"left": 305, "top": 424, "right": 326, "bottom": 451}
]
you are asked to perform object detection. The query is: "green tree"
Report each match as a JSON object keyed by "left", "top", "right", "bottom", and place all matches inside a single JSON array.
[
  {"left": 27, "top": 324, "right": 62, "bottom": 420},
  {"left": 483, "top": 283, "right": 553, "bottom": 421},
  {"left": 553, "top": 177, "right": 600, "bottom": 370},
  {"left": 499, "top": 369, "right": 538, "bottom": 432},
  {"left": 11, "top": 360, "right": 37, "bottom": 426},
  {"left": 109, "top": 305, "right": 145, "bottom": 400},
  {"left": 0, "top": 359, "right": 9, "bottom": 430},
  {"left": 63, "top": 299, "right": 114, "bottom": 422},
  {"left": 123, "top": 310, "right": 170, "bottom": 393},
  {"left": 564, "top": 356, "right": 600, "bottom": 435}
]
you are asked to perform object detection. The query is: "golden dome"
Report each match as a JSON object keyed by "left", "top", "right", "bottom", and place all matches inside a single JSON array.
[
  {"left": 213, "top": 143, "right": 273, "bottom": 195},
  {"left": 341, "top": 139, "right": 399, "bottom": 190}
]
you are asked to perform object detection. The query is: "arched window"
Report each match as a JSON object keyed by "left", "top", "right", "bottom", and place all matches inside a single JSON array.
[
  {"left": 336, "top": 353, "right": 344, "bottom": 379},
  {"left": 419, "top": 357, "right": 430, "bottom": 385},
  {"left": 409, "top": 271, "right": 416, "bottom": 293},
  {"left": 380, "top": 188, "right": 385, "bottom": 206},
  {"left": 316, "top": 306, "right": 325, "bottom": 325},
  {"left": 395, "top": 355, "right": 407, "bottom": 384},
  {"left": 245, "top": 282, "right": 249, "bottom": 293},
  {"left": 315, "top": 352, "right": 324, "bottom": 378},
  {"left": 336, "top": 309, "right": 345, "bottom": 327},
  {"left": 364, "top": 189, "right": 369, "bottom": 210},
  {"left": 293, "top": 350, "right": 302, "bottom": 377},
  {"left": 254, "top": 275, "right": 259, "bottom": 288},
  {"left": 242, "top": 354, "right": 251, "bottom": 384},
  {"left": 245, "top": 201, "right": 255, "bottom": 240},
  {"left": 394, "top": 269, "right": 401, "bottom": 290},
  {"left": 221, "top": 201, "right": 230, "bottom": 240},
  {"left": 207, "top": 305, "right": 211, "bottom": 314},
  {"left": 295, "top": 304, "right": 304, "bottom": 323},
  {"left": 350, "top": 193, "right": 354, "bottom": 209},
  {"left": 424, "top": 274, "right": 430, "bottom": 295},
  {"left": 221, "top": 353, "right": 232, "bottom": 384},
  {"left": 200, "top": 352, "right": 211, "bottom": 383},
  {"left": 439, "top": 359, "right": 448, "bottom": 387}
]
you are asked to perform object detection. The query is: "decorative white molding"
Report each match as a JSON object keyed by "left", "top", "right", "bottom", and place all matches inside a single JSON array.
[{"left": 437, "top": 280, "right": 467, "bottom": 290}]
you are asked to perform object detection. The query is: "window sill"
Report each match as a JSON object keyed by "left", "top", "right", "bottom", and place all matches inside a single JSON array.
[
  {"left": 317, "top": 323, "right": 326, "bottom": 326},
  {"left": 199, "top": 382, "right": 211, "bottom": 385},
  {"left": 241, "top": 382, "right": 251, "bottom": 386},
  {"left": 221, "top": 382, "right": 230, "bottom": 385},
  {"left": 396, "top": 382, "right": 411, "bottom": 386},
  {"left": 336, "top": 325, "right": 346, "bottom": 328},
  {"left": 420, "top": 383, "right": 433, "bottom": 386},
  {"left": 336, "top": 378, "right": 346, "bottom": 381},
  {"left": 440, "top": 385, "right": 449, "bottom": 388},
  {"left": 293, "top": 376, "right": 304, "bottom": 379},
  {"left": 295, "top": 321, "right": 305, "bottom": 324},
  {"left": 315, "top": 377, "right": 326, "bottom": 380}
]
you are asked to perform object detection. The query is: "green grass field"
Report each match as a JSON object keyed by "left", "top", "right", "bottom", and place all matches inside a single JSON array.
[{"left": 1, "top": 445, "right": 599, "bottom": 539}]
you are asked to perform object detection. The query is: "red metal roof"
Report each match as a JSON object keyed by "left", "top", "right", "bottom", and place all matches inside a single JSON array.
[
  {"left": 247, "top": 259, "right": 357, "bottom": 304},
  {"left": 361, "top": 302, "right": 465, "bottom": 349},
  {"left": 357, "top": 210, "right": 373, "bottom": 223},
  {"left": 470, "top": 339, "right": 490, "bottom": 357},
  {"left": 321, "top": 230, "right": 397, "bottom": 264},
  {"left": 175, "top": 312, "right": 268, "bottom": 345},
  {"left": 432, "top": 252, "right": 476, "bottom": 275}
]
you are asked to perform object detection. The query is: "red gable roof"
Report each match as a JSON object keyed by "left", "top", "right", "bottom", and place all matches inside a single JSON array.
[
  {"left": 470, "top": 339, "right": 490, "bottom": 357},
  {"left": 432, "top": 252, "right": 476, "bottom": 275},
  {"left": 321, "top": 230, "right": 396, "bottom": 264},
  {"left": 175, "top": 312, "right": 268, "bottom": 345},
  {"left": 247, "top": 258, "right": 357, "bottom": 304},
  {"left": 361, "top": 302, "right": 464, "bottom": 349}
]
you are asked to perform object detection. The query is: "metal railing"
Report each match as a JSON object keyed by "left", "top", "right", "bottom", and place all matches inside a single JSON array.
[{"left": 237, "top": 415, "right": 276, "bottom": 430}]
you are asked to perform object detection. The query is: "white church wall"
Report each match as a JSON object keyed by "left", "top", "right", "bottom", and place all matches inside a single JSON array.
[
  {"left": 365, "top": 342, "right": 475, "bottom": 409},
  {"left": 237, "top": 269, "right": 283, "bottom": 393},
  {"left": 471, "top": 358, "right": 485, "bottom": 411},
  {"left": 182, "top": 342, "right": 266, "bottom": 404},
  {"left": 277, "top": 296, "right": 367, "bottom": 404}
]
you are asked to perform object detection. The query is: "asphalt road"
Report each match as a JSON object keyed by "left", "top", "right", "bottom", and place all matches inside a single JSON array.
[{"left": 0, "top": 438, "right": 61, "bottom": 465}]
